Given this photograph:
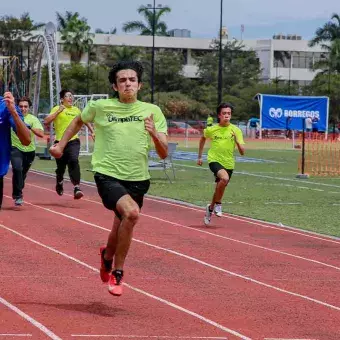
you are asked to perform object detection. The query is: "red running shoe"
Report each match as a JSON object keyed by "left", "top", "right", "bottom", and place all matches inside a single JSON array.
[
  {"left": 99, "top": 247, "right": 112, "bottom": 283},
  {"left": 108, "top": 270, "right": 124, "bottom": 296}
]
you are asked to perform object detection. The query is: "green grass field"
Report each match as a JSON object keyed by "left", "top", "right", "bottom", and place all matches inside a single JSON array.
[{"left": 32, "top": 138, "right": 339, "bottom": 238}]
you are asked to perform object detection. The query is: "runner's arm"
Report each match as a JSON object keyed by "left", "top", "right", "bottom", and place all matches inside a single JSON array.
[
  {"left": 151, "top": 132, "right": 168, "bottom": 160},
  {"left": 44, "top": 106, "right": 64, "bottom": 125},
  {"left": 30, "top": 126, "right": 45, "bottom": 138},
  {"left": 4, "top": 92, "right": 31, "bottom": 146},
  {"left": 197, "top": 136, "right": 206, "bottom": 165}
]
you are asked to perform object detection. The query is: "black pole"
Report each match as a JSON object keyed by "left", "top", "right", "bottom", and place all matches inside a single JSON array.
[
  {"left": 27, "top": 44, "right": 30, "bottom": 96},
  {"left": 288, "top": 52, "right": 291, "bottom": 95},
  {"left": 217, "top": 0, "right": 223, "bottom": 105},
  {"left": 301, "top": 118, "right": 306, "bottom": 174},
  {"left": 151, "top": 0, "right": 156, "bottom": 104}
]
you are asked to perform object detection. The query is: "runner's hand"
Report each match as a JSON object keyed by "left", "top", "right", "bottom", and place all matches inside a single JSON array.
[
  {"left": 49, "top": 143, "right": 63, "bottom": 159},
  {"left": 197, "top": 158, "right": 203, "bottom": 166},
  {"left": 144, "top": 114, "right": 156, "bottom": 137},
  {"left": 58, "top": 105, "right": 65, "bottom": 113},
  {"left": 3, "top": 92, "right": 16, "bottom": 113}
]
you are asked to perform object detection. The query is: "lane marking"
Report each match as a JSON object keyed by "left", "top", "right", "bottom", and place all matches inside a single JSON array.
[
  {"left": 9, "top": 184, "right": 340, "bottom": 271},
  {"left": 71, "top": 335, "right": 229, "bottom": 339},
  {"left": 2, "top": 201, "right": 340, "bottom": 312},
  {"left": 0, "top": 335, "right": 32, "bottom": 337},
  {"left": 0, "top": 297, "right": 62, "bottom": 340},
  {"left": 27, "top": 171, "right": 340, "bottom": 242},
  {"left": 0, "top": 224, "right": 251, "bottom": 340}
]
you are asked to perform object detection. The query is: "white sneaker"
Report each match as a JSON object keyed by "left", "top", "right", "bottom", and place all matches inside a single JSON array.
[
  {"left": 204, "top": 204, "right": 213, "bottom": 225},
  {"left": 214, "top": 204, "right": 222, "bottom": 217}
]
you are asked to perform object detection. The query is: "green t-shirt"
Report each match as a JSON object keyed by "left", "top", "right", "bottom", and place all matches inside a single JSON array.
[
  {"left": 204, "top": 123, "right": 245, "bottom": 169},
  {"left": 11, "top": 113, "right": 44, "bottom": 152},
  {"left": 207, "top": 116, "right": 214, "bottom": 126},
  {"left": 50, "top": 105, "right": 81, "bottom": 141},
  {"left": 81, "top": 98, "right": 168, "bottom": 181}
]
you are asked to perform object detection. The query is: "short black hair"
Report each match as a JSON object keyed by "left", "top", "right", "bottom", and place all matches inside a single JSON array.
[
  {"left": 217, "top": 102, "right": 234, "bottom": 115},
  {"left": 108, "top": 60, "right": 144, "bottom": 85},
  {"left": 18, "top": 96, "right": 32, "bottom": 107},
  {"left": 59, "top": 89, "right": 73, "bottom": 99}
]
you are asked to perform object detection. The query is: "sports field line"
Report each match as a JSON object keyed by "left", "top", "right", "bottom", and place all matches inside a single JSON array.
[
  {"left": 171, "top": 163, "right": 340, "bottom": 190},
  {"left": 16, "top": 180, "right": 340, "bottom": 269},
  {"left": 3, "top": 194, "right": 340, "bottom": 312},
  {"left": 0, "top": 223, "right": 251, "bottom": 340}
]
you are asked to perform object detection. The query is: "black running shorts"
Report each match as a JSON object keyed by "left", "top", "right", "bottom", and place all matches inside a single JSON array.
[
  {"left": 208, "top": 162, "right": 233, "bottom": 183},
  {"left": 94, "top": 172, "right": 150, "bottom": 217}
]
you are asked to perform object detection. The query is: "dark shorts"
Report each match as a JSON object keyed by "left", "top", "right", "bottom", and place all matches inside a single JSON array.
[
  {"left": 208, "top": 162, "right": 233, "bottom": 183},
  {"left": 94, "top": 172, "right": 150, "bottom": 217}
]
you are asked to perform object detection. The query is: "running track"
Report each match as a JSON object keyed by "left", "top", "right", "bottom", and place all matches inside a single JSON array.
[{"left": 0, "top": 171, "right": 339, "bottom": 340}]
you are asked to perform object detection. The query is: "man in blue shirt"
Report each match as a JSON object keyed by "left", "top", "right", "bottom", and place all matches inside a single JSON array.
[{"left": 0, "top": 91, "right": 31, "bottom": 210}]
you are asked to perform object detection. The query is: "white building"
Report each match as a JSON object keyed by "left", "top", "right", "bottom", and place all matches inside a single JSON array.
[{"left": 54, "top": 31, "right": 327, "bottom": 85}]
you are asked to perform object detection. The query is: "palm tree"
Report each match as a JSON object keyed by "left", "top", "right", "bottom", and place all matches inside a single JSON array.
[
  {"left": 309, "top": 13, "right": 340, "bottom": 47},
  {"left": 56, "top": 11, "right": 79, "bottom": 31},
  {"left": 312, "top": 40, "right": 340, "bottom": 74},
  {"left": 56, "top": 11, "right": 94, "bottom": 63},
  {"left": 122, "top": 5, "right": 171, "bottom": 36},
  {"left": 95, "top": 28, "right": 117, "bottom": 34}
]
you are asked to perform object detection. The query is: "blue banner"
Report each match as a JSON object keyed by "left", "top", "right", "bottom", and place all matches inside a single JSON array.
[{"left": 259, "top": 94, "right": 329, "bottom": 131}]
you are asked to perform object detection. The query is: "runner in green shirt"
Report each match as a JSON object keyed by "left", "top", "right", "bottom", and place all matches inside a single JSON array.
[
  {"left": 44, "top": 89, "right": 94, "bottom": 199},
  {"left": 49, "top": 61, "right": 168, "bottom": 297},
  {"left": 207, "top": 113, "right": 214, "bottom": 127},
  {"left": 197, "top": 102, "right": 245, "bottom": 225},
  {"left": 10, "top": 97, "right": 44, "bottom": 206}
]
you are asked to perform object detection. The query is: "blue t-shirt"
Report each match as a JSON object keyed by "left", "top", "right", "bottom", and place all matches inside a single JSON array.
[
  {"left": 0, "top": 97, "right": 23, "bottom": 176},
  {"left": 249, "top": 117, "right": 259, "bottom": 128}
]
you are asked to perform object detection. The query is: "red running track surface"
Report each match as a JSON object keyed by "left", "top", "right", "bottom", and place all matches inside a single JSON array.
[{"left": 0, "top": 171, "right": 339, "bottom": 339}]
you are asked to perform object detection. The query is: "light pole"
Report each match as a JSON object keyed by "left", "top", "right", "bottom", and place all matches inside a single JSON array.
[
  {"left": 147, "top": 1, "right": 163, "bottom": 103},
  {"left": 217, "top": 0, "right": 223, "bottom": 105}
]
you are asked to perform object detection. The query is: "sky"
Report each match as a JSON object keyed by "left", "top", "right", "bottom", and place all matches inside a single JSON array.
[{"left": 2, "top": 0, "right": 339, "bottom": 40}]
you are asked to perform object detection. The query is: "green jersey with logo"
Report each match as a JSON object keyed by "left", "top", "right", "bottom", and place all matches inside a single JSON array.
[
  {"left": 11, "top": 113, "right": 44, "bottom": 152},
  {"left": 81, "top": 98, "right": 167, "bottom": 181},
  {"left": 50, "top": 105, "right": 81, "bottom": 141},
  {"left": 204, "top": 124, "right": 245, "bottom": 169}
]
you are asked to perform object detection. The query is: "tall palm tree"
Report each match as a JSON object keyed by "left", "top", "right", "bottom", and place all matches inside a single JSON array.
[
  {"left": 312, "top": 39, "right": 340, "bottom": 74},
  {"left": 309, "top": 13, "right": 340, "bottom": 47},
  {"left": 56, "top": 11, "right": 79, "bottom": 31},
  {"left": 95, "top": 28, "right": 117, "bottom": 34},
  {"left": 56, "top": 11, "right": 94, "bottom": 63},
  {"left": 122, "top": 5, "right": 171, "bottom": 36}
]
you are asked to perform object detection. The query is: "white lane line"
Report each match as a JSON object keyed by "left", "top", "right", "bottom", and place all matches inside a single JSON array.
[
  {"left": 71, "top": 336, "right": 228, "bottom": 339},
  {"left": 0, "top": 297, "right": 62, "bottom": 340},
  {"left": 27, "top": 171, "right": 340, "bottom": 242},
  {"left": 0, "top": 335, "right": 32, "bottom": 337},
  {"left": 2, "top": 200, "right": 340, "bottom": 312},
  {"left": 9, "top": 184, "right": 340, "bottom": 272},
  {"left": 144, "top": 197, "right": 340, "bottom": 245},
  {"left": 0, "top": 224, "right": 251, "bottom": 340},
  {"left": 264, "top": 202, "right": 302, "bottom": 205}
]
